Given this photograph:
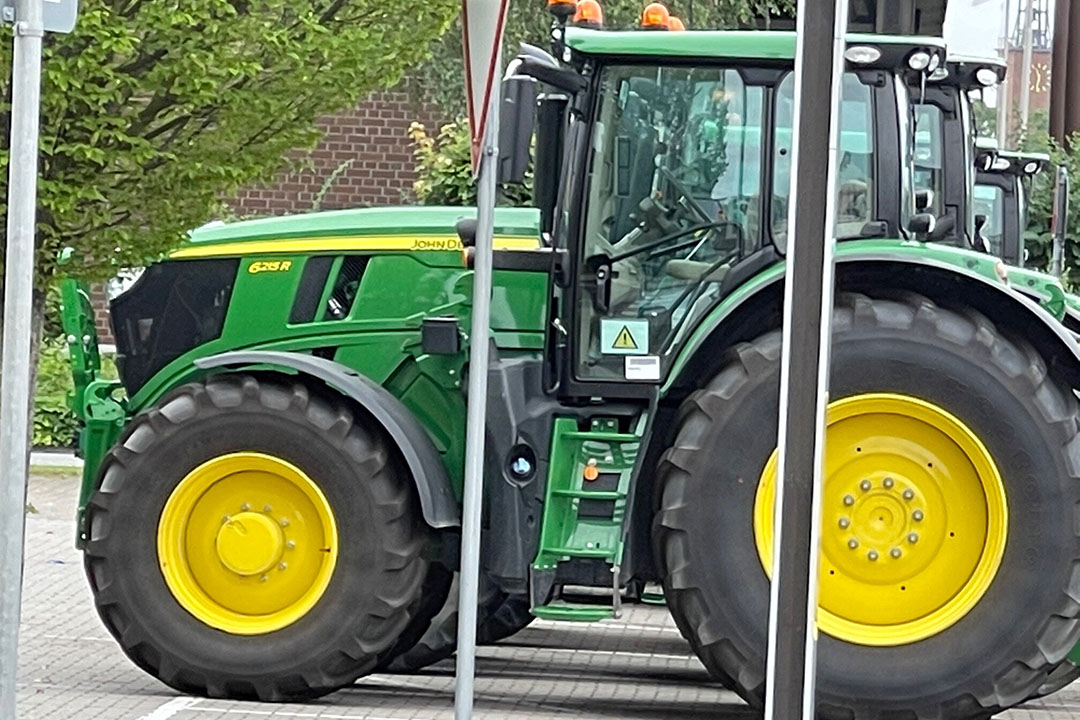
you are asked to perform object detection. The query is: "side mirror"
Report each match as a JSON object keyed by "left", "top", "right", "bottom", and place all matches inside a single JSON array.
[
  {"left": 497, "top": 76, "right": 538, "bottom": 185},
  {"left": 908, "top": 213, "right": 936, "bottom": 242},
  {"left": 915, "top": 189, "right": 934, "bottom": 212},
  {"left": 533, "top": 93, "right": 569, "bottom": 235}
]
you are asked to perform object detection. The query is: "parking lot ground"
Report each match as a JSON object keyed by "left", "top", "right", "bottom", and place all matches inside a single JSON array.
[{"left": 15, "top": 471, "right": 1080, "bottom": 720}]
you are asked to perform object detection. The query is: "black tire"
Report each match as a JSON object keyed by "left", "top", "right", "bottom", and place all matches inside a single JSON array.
[
  {"left": 387, "top": 575, "right": 533, "bottom": 672},
  {"left": 1031, "top": 661, "right": 1080, "bottom": 700},
  {"left": 375, "top": 562, "right": 453, "bottom": 669},
  {"left": 84, "top": 375, "right": 431, "bottom": 701},
  {"left": 655, "top": 293, "right": 1080, "bottom": 719}
]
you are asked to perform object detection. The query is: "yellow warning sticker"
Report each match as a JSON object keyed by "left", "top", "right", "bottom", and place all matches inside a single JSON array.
[{"left": 600, "top": 318, "right": 649, "bottom": 356}]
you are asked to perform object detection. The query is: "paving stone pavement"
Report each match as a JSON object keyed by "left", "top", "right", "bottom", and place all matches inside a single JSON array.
[{"left": 15, "top": 472, "right": 1080, "bottom": 719}]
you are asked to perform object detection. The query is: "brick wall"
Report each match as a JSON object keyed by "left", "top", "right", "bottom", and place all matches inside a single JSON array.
[
  {"left": 92, "top": 88, "right": 445, "bottom": 347},
  {"left": 231, "top": 89, "right": 444, "bottom": 216}
]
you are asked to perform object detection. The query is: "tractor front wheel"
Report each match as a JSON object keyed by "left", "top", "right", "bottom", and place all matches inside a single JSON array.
[
  {"left": 656, "top": 293, "right": 1080, "bottom": 719},
  {"left": 84, "top": 375, "right": 431, "bottom": 701}
]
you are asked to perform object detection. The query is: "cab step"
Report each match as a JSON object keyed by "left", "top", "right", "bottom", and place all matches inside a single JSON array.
[
  {"left": 531, "top": 602, "right": 616, "bottom": 622},
  {"left": 530, "top": 415, "right": 646, "bottom": 622}
]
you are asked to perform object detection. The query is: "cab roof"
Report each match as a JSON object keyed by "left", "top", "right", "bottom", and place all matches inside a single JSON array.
[{"left": 563, "top": 27, "right": 946, "bottom": 65}]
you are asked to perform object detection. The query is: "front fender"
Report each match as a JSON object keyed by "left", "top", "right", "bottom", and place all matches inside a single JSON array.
[
  {"left": 664, "top": 242, "right": 1080, "bottom": 396},
  {"left": 195, "top": 351, "right": 460, "bottom": 529}
]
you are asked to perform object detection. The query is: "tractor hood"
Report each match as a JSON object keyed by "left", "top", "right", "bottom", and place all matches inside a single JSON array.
[{"left": 172, "top": 206, "right": 542, "bottom": 259}]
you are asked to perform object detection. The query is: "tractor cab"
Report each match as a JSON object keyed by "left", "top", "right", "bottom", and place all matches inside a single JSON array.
[
  {"left": 972, "top": 141, "right": 1050, "bottom": 264},
  {"left": 504, "top": 28, "right": 946, "bottom": 396}
]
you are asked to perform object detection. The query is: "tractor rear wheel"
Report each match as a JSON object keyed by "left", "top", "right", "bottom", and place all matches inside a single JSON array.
[
  {"left": 84, "top": 375, "right": 430, "bottom": 701},
  {"left": 655, "top": 293, "right": 1080, "bottom": 719}
]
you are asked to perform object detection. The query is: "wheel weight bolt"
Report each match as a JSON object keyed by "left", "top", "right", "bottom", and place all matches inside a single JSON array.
[
  {"left": 913, "top": 510, "right": 924, "bottom": 522},
  {"left": 843, "top": 495, "right": 855, "bottom": 506},
  {"left": 838, "top": 517, "right": 850, "bottom": 529},
  {"left": 890, "top": 548, "right": 902, "bottom": 559},
  {"left": 867, "top": 550, "right": 878, "bottom": 561},
  {"left": 903, "top": 489, "right": 915, "bottom": 500},
  {"left": 860, "top": 479, "right": 871, "bottom": 491},
  {"left": 848, "top": 539, "right": 859, "bottom": 549}
]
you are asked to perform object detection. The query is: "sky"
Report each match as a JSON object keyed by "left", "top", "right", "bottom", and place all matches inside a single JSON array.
[{"left": 943, "top": 0, "right": 1039, "bottom": 56}]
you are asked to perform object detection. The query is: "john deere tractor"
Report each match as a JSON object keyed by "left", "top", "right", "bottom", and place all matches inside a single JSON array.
[{"left": 62, "top": 14, "right": 1080, "bottom": 720}]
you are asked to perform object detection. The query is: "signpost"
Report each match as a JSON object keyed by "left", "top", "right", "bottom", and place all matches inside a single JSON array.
[
  {"left": 455, "top": 0, "right": 508, "bottom": 717},
  {"left": 764, "top": 0, "right": 849, "bottom": 718},
  {"left": 0, "top": 1, "right": 77, "bottom": 716}
]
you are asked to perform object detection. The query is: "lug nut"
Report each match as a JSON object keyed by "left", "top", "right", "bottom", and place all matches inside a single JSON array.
[
  {"left": 843, "top": 494, "right": 855, "bottom": 506},
  {"left": 867, "top": 550, "right": 879, "bottom": 561},
  {"left": 883, "top": 477, "right": 894, "bottom": 489},
  {"left": 908, "top": 533, "right": 919, "bottom": 544},
  {"left": 260, "top": 574, "right": 268, "bottom": 583},
  {"left": 222, "top": 514, "right": 231, "bottom": 524},
  {"left": 286, "top": 540, "right": 296, "bottom": 550},
  {"left": 890, "top": 548, "right": 902, "bottom": 559},
  {"left": 860, "top": 479, "right": 872, "bottom": 491},
  {"left": 263, "top": 504, "right": 273, "bottom": 513},
  {"left": 278, "top": 562, "right": 288, "bottom": 571},
  {"left": 913, "top": 510, "right": 924, "bottom": 522},
  {"left": 280, "top": 518, "right": 290, "bottom": 528},
  {"left": 838, "top": 517, "right": 850, "bottom": 529},
  {"left": 848, "top": 539, "right": 859, "bottom": 549},
  {"left": 903, "top": 489, "right": 915, "bottom": 500}
]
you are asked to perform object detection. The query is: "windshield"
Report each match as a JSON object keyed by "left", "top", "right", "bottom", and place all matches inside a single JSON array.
[
  {"left": 575, "top": 64, "right": 878, "bottom": 382},
  {"left": 973, "top": 183, "right": 1005, "bottom": 256}
]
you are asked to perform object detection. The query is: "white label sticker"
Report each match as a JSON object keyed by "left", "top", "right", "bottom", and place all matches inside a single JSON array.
[
  {"left": 600, "top": 318, "right": 650, "bottom": 355},
  {"left": 625, "top": 356, "right": 661, "bottom": 381}
]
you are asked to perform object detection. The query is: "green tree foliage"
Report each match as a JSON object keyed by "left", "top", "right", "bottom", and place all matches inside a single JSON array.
[
  {"left": 1015, "top": 124, "right": 1080, "bottom": 288},
  {"left": 409, "top": 119, "right": 530, "bottom": 206},
  {"left": 415, "top": 0, "right": 794, "bottom": 110},
  {"left": 0, "top": 0, "right": 459, "bottom": 292}
]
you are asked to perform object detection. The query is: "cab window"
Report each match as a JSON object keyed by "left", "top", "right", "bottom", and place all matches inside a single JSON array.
[
  {"left": 772, "top": 72, "right": 876, "bottom": 246},
  {"left": 973, "top": 184, "right": 1005, "bottom": 257},
  {"left": 576, "top": 64, "right": 766, "bottom": 381},
  {"left": 913, "top": 104, "right": 945, "bottom": 216}
]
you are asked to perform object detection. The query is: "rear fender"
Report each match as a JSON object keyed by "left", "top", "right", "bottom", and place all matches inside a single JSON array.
[
  {"left": 664, "top": 254, "right": 1080, "bottom": 401},
  {"left": 196, "top": 351, "right": 460, "bottom": 529}
]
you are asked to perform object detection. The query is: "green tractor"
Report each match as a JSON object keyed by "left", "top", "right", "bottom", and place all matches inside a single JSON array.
[
  {"left": 909, "top": 55, "right": 1071, "bottom": 319},
  {"left": 61, "top": 21, "right": 1080, "bottom": 720}
]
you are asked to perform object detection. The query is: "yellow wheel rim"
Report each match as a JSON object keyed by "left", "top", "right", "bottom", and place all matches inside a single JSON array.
[
  {"left": 753, "top": 393, "right": 1008, "bottom": 646},
  {"left": 157, "top": 452, "right": 338, "bottom": 635}
]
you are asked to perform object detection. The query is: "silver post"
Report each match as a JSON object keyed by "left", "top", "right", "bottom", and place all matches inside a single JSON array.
[
  {"left": 764, "top": 0, "right": 848, "bottom": 717},
  {"left": 1019, "top": 0, "right": 1036, "bottom": 131},
  {"left": 0, "top": 0, "right": 44, "bottom": 716},
  {"left": 998, "top": 0, "right": 1012, "bottom": 143},
  {"left": 453, "top": 50, "right": 501, "bottom": 720}
]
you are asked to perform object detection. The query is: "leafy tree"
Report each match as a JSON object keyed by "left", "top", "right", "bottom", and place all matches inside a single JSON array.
[
  {"left": 0, "top": 0, "right": 458, "bottom": 310},
  {"left": 415, "top": 0, "right": 795, "bottom": 110},
  {"left": 409, "top": 119, "right": 530, "bottom": 206}
]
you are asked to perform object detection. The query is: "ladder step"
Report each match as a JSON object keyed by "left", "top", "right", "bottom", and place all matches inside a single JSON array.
[
  {"left": 551, "top": 489, "right": 625, "bottom": 499},
  {"left": 531, "top": 602, "right": 615, "bottom": 622},
  {"left": 544, "top": 546, "right": 614, "bottom": 558},
  {"left": 561, "top": 431, "right": 639, "bottom": 442}
]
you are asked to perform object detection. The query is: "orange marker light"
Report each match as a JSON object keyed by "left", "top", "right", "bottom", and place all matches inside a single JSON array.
[
  {"left": 573, "top": 0, "right": 604, "bottom": 27},
  {"left": 668, "top": 15, "right": 686, "bottom": 30},
  {"left": 583, "top": 460, "right": 600, "bottom": 482},
  {"left": 640, "top": 1, "right": 670, "bottom": 29}
]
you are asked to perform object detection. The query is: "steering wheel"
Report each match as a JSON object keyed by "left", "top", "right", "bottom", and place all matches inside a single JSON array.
[{"left": 660, "top": 167, "right": 713, "bottom": 225}]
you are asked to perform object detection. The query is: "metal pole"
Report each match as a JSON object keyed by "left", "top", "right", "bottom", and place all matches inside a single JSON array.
[
  {"left": 998, "top": 0, "right": 1012, "bottom": 144},
  {"left": 764, "top": 0, "right": 848, "bottom": 716},
  {"left": 453, "top": 50, "right": 501, "bottom": 720},
  {"left": 0, "top": 0, "right": 44, "bottom": 716},
  {"left": 1019, "top": 0, "right": 1036, "bottom": 130}
]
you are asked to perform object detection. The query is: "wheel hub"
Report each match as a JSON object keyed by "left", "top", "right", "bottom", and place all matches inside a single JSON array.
[
  {"left": 754, "top": 393, "right": 1008, "bottom": 646},
  {"left": 216, "top": 511, "right": 286, "bottom": 577}
]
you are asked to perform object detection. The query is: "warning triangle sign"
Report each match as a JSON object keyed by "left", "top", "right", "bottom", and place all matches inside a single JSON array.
[{"left": 613, "top": 326, "right": 639, "bottom": 350}]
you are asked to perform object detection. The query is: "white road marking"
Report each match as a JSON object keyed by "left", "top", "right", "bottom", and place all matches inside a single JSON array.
[
  {"left": 136, "top": 697, "right": 201, "bottom": 720},
  {"left": 197, "top": 708, "right": 429, "bottom": 720}
]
